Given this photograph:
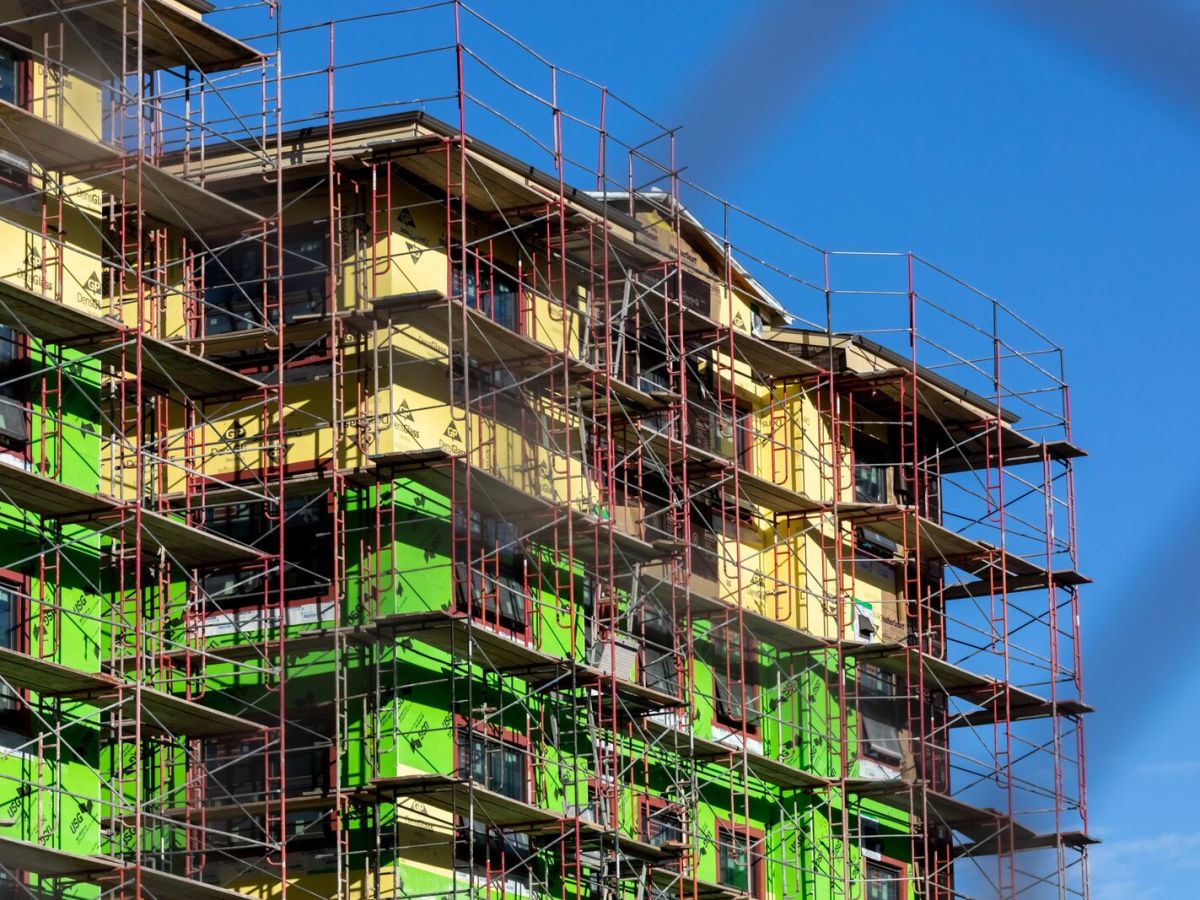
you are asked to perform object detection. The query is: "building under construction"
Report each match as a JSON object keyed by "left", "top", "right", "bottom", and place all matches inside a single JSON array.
[{"left": 0, "top": 1, "right": 1090, "bottom": 898}]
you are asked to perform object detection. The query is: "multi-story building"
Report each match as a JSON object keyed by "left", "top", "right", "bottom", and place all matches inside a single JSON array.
[{"left": 0, "top": 2, "right": 1090, "bottom": 899}]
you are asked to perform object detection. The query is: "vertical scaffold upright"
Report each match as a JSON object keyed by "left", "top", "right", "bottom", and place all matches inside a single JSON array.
[{"left": 0, "top": 2, "right": 1090, "bottom": 899}]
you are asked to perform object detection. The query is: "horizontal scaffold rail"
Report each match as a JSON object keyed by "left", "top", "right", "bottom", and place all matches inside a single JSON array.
[
  {"left": 0, "top": 833, "right": 251, "bottom": 900},
  {"left": 0, "top": 645, "right": 263, "bottom": 737},
  {"left": 0, "top": 462, "right": 263, "bottom": 567},
  {"left": 843, "top": 643, "right": 1092, "bottom": 726},
  {"left": 640, "top": 717, "right": 828, "bottom": 791},
  {"left": 372, "top": 772, "right": 680, "bottom": 865},
  {"left": 836, "top": 500, "right": 1087, "bottom": 587},
  {"left": 366, "top": 448, "right": 679, "bottom": 567},
  {"left": 371, "top": 289, "right": 593, "bottom": 376},
  {"left": 835, "top": 365, "right": 1085, "bottom": 473},
  {"left": 639, "top": 567, "right": 832, "bottom": 653},
  {"left": 376, "top": 608, "right": 683, "bottom": 715},
  {"left": 650, "top": 867, "right": 750, "bottom": 900},
  {"left": 631, "top": 283, "right": 821, "bottom": 380},
  {"left": 0, "top": 101, "right": 260, "bottom": 234},
  {"left": 843, "top": 779, "right": 1095, "bottom": 857},
  {"left": 0, "top": 279, "right": 262, "bottom": 399}
]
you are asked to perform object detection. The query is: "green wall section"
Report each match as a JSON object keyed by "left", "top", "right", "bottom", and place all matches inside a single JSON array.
[
  {"left": 0, "top": 342, "right": 103, "bottom": 898},
  {"left": 148, "top": 477, "right": 914, "bottom": 898}
]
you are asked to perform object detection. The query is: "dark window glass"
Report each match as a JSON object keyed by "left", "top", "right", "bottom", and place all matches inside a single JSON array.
[
  {"left": 204, "top": 231, "right": 327, "bottom": 336},
  {"left": 0, "top": 584, "right": 18, "bottom": 715},
  {"left": 718, "top": 827, "right": 762, "bottom": 897},
  {"left": 452, "top": 256, "right": 518, "bottom": 332},
  {"left": 203, "top": 495, "right": 331, "bottom": 604},
  {"left": 0, "top": 47, "right": 29, "bottom": 188},
  {"left": 455, "top": 727, "right": 533, "bottom": 878},
  {"left": 0, "top": 872, "right": 25, "bottom": 898},
  {"left": 641, "top": 802, "right": 682, "bottom": 847},
  {"left": 859, "top": 664, "right": 904, "bottom": 764},
  {"left": 712, "top": 630, "right": 760, "bottom": 733},
  {"left": 0, "top": 584, "right": 16, "bottom": 651},
  {"left": 454, "top": 514, "right": 527, "bottom": 634},
  {"left": 204, "top": 720, "right": 330, "bottom": 804},
  {"left": 855, "top": 461, "right": 888, "bottom": 503},
  {"left": 0, "top": 581, "right": 30, "bottom": 748},
  {"left": 854, "top": 438, "right": 891, "bottom": 504},
  {"left": 458, "top": 727, "right": 527, "bottom": 802},
  {"left": 0, "top": 46, "right": 17, "bottom": 106},
  {"left": 0, "top": 326, "right": 26, "bottom": 448},
  {"left": 641, "top": 605, "right": 678, "bottom": 697},
  {"left": 866, "top": 860, "right": 902, "bottom": 900},
  {"left": 200, "top": 723, "right": 332, "bottom": 854}
]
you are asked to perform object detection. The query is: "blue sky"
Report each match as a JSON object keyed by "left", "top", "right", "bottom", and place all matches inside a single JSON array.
[{"left": 244, "top": 0, "right": 1197, "bottom": 892}]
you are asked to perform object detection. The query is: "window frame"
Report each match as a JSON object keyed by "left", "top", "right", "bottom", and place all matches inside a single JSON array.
[
  {"left": 0, "top": 571, "right": 31, "bottom": 743},
  {"left": 201, "top": 226, "right": 330, "bottom": 339},
  {"left": 0, "top": 326, "right": 29, "bottom": 453},
  {"left": 854, "top": 456, "right": 890, "bottom": 504},
  {"left": 864, "top": 854, "right": 908, "bottom": 900},
  {"left": 710, "top": 627, "right": 761, "bottom": 737},
  {"left": 715, "top": 820, "right": 765, "bottom": 899},
  {"left": 453, "top": 718, "right": 536, "bottom": 879},
  {"left": 454, "top": 718, "right": 532, "bottom": 804},
  {"left": 638, "top": 794, "right": 684, "bottom": 849},
  {"left": 198, "top": 485, "right": 335, "bottom": 613},
  {"left": 453, "top": 513, "right": 530, "bottom": 639},
  {"left": 450, "top": 244, "right": 521, "bottom": 333},
  {"left": 858, "top": 663, "right": 905, "bottom": 767},
  {"left": 202, "top": 711, "right": 335, "bottom": 809},
  {"left": 0, "top": 31, "right": 32, "bottom": 192}
]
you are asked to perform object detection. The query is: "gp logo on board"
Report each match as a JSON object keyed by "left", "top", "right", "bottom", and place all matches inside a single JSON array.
[
  {"left": 224, "top": 419, "right": 250, "bottom": 451},
  {"left": 394, "top": 399, "right": 421, "bottom": 443},
  {"left": 348, "top": 403, "right": 424, "bottom": 448},
  {"left": 79, "top": 271, "right": 103, "bottom": 311},
  {"left": 440, "top": 420, "right": 464, "bottom": 453}
]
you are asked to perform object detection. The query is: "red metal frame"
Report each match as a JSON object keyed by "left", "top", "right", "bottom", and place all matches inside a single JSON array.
[
  {"left": 10, "top": 2, "right": 1085, "bottom": 898},
  {"left": 714, "top": 819, "right": 766, "bottom": 899}
]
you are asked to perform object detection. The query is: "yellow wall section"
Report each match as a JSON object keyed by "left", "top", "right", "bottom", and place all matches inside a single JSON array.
[
  {"left": 138, "top": 150, "right": 901, "bottom": 650},
  {"left": 0, "top": 214, "right": 103, "bottom": 315},
  {"left": 110, "top": 351, "right": 600, "bottom": 516}
]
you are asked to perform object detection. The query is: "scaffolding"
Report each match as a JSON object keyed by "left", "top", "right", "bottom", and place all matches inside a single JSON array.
[{"left": 0, "top": 2, "right": 1089, "bottom": 899}]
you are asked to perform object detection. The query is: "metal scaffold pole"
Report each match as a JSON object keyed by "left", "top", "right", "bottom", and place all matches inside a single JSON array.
[{"left": 0, "top": 2, "right": 1090, "bottom": 898}]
